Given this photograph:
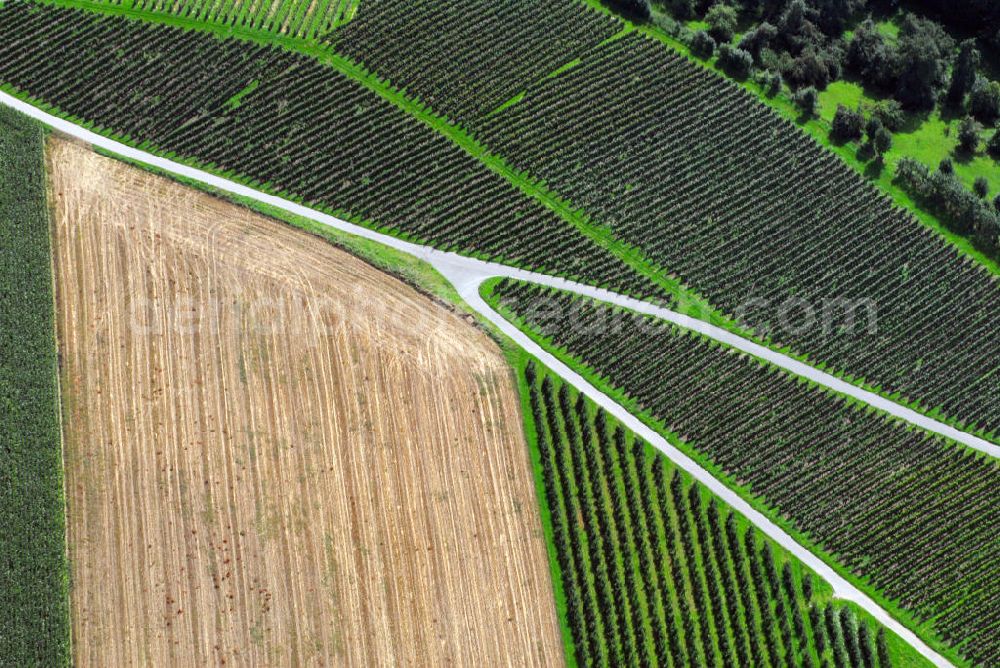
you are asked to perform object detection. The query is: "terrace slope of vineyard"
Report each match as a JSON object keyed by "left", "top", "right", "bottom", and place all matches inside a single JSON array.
[
  {"left": 331, "top": 1, "right": 1000, "bottom": 443},
  {"left": 523, "top": 360, "right": 929, "bottom": 668},
  {"left": 490, "top": 278, "right": 1000, "bottom": 667},
  {"left": 0, "top": 3, "right": 664, "bottom": 301}
]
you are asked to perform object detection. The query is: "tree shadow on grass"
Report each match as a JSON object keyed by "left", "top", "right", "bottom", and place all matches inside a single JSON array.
[
  {"left": 793, "top": 110, "right": 817, "bottom": 125},
  {"left": 840, "top": 71, "right": 895, "bottom": 103},
  {"left": 896, "top": 108, "right": 932, "bottom": 134}
]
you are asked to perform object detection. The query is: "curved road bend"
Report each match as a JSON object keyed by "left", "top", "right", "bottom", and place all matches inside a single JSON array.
[{"left": 1, "top": 90, "right": 962, "bottom": 666}]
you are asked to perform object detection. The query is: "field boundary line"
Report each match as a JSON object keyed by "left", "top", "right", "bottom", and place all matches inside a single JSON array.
[{"left": 43, "top": 138, "right": 74, "bottom": 665}]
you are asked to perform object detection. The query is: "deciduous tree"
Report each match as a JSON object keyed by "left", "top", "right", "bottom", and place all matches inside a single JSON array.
[
  {"left": 692, "top": 30, "right": 717, "bottom": 59},
  {"left": 794, "top": 85, "right": 818, "bottom": 117},
  {"left": 707, "top": 3, "right": 739, "bottom": 43},
  {"left": 974, "top": 176, "right": 989, "bottom": 198},
  {"left": 970, "top": 77, "right": 1000, "bottom": 125},
  {"left": 831, "top": 104, "right": 864, "bottom": 141},
  {"left": 846, "top": 19, "right": 896, "bottom": 90},
  {"left": 894, "top": 15, "right": 953, "bottom": 109},
  {"left": 610, "top": 0, "right": 651, "bottom": 19},
  {"left": 719, "top": 43, "right": 754, "bottom": 79},
  {"left": 988, "top": 130, "right": 1000, "bottom": 159}
]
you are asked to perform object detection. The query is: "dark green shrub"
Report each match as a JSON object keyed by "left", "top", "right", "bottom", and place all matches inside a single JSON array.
[
  {"left": 831, "top": 104, "right": 864, "bottom": 141},
  {"left": 610, "top": 0, "right": 651, "bottom": 19},
  {"left": 794, "top": 85, "right": 818, "bottom": 117},
  {"left": 946, "top": 40, "right": 980, "bottom": 107},
  {"left": 895, "top": 157, "right": 931, "bottom": 194},
  {"left": 958, "top": 116, "right": 981, "bottom": 153},
  {"left": 706, "top": 3, "right": 738, "bottom": 43},
  {"left": 868, "top": 99, "right": 905, "bottom": 132},
  {"left": 970, "top": 77, "right": 1000, "bottom": 125},
  {"left": 988, "top": 131, "right": 1000, "bottom": 158},
  {"left": 974, "top": 176, "right": 989, "bottom": 198},
  {"left": 718, "top": 43, "right": 754, "bottom": 79},
  {"left": 691, "top": 29, "right": 717, "bottom": 59},
  {"left": 738, "top": 22, "right": 777, "bottom": 65}
]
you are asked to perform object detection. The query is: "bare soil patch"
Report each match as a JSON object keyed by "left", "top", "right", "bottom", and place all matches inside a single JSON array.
[{"left": 49, "top": 139, "right": 561, "bottom": 667}]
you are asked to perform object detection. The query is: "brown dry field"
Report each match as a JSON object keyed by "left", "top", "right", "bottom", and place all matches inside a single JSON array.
[{"left": 48, "top": 139, "right": 562, "bottom": 667}]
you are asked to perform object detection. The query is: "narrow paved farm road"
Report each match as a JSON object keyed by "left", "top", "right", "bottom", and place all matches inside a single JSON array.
[
  {"left": 0, "top": 91, "right": 961, "bottom": 667},
  {"left": 448, "top": 269, "right": 953, "bottom": 668},
  {"left": 12, "top": 91, "right": 991, "bottom": 460}
]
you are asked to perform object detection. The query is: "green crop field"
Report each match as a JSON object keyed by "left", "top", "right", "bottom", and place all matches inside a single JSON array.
[
  {"left": 520, "top": 358, "right": 929, "bottom": 668},
  {"left": 0, "top": 107, "right": 70, "bottom": 666}
]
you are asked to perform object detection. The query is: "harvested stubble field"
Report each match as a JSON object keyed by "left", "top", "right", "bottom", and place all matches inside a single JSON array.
[{"left": 48, "top": 139, "right": 561, "bottom": 666}]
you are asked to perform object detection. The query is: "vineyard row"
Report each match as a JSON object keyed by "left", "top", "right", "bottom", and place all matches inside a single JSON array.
[
  {"left": 524, "top": 360, "right": 907, "bottom": 668},
  {"left": 71, "top": 0, "right": 360, "bottom": 40},
  {"left": 496, "top": 279, "right": 1000, "bottom": 667},
  {"left": 470, "top": 31, "right": 1000, "bottom": 440},
  {"left": 330, "top": 0, "right": 622, "bottom": 123}
]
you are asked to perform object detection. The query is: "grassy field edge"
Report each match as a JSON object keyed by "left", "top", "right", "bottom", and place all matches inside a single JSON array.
[{"left": 505, "top": 345, "right": 580, "bottom": 667}]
